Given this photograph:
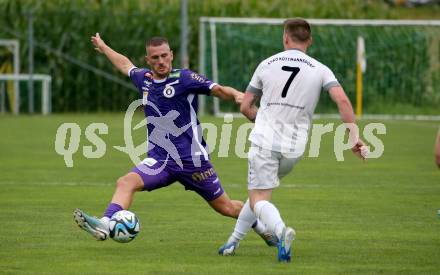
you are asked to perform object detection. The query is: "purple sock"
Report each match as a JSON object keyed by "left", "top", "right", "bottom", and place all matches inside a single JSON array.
[{"left": 103, "top": 203, "right": 123, "bottom": 218}]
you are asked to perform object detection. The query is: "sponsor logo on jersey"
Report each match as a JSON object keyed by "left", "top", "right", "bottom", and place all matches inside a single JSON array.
[
  {"left": 191, "top": 73, "right": 205, "bottom": 83},
  {"left": 132, "top": 68, "right": 144, "bottom": 73},
  {"left": 192, "top": 167, "right": 215, "bottom": 182},
  {"left": 169, "top": 71, "right": 181, "bottom": 78}
]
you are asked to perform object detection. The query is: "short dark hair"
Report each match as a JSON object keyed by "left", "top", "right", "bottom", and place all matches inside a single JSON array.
[
  {"left": 146, "top": 37, "right": 169, "bottom": 47},
  {"left": 283, "top": 18, "right": 311, "bottom": 43}
]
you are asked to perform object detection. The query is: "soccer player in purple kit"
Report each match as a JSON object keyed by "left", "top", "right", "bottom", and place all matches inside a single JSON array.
[{"left": 73, "top": 33, "right": 272, "bottom": 244}]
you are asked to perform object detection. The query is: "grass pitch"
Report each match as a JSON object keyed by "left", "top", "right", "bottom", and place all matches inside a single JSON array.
[{"left": 0, "top": 114, "right": 439, "bottom": 274}]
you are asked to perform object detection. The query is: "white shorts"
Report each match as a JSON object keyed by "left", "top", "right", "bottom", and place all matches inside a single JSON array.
[{"left": 248, "top": 144, "right": 302, "bottom": 190}]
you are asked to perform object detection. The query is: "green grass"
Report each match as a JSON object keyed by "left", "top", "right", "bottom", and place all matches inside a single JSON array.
[{"left": 0, "top": 114, "right": 439, "bottom": 274}]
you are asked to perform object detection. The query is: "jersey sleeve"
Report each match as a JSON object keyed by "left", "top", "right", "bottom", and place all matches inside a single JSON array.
[
  {"left": 128, "top": 67, "right": 149, "bottom": 90},
  {"left": 322, "top": 66, "right": 340, "bottom": 92},
  {"left": 182, "top": 70, "right": 216, "bottom": 95},
  {"left": 246, "top": 62, "right": 263, "bottom": 96}
]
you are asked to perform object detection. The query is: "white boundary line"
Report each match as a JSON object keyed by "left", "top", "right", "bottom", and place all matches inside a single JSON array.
[
  {"left": 214, "top": 112, "right": 440, "bottom": 121},
  {"left": 200, "top": 17, "right": 440, "bottom": 26}
]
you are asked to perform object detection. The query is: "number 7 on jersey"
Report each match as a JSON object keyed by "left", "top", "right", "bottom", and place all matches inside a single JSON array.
[{"left": 281, "top": 66, "right": 300, "bottom": 98}]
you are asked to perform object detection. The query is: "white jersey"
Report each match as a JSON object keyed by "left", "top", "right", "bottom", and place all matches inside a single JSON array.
[{"left": 247, "top": 48, "right": 339, "bottom": 156}]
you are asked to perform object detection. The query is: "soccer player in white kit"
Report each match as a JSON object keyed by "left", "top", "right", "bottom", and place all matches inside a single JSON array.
[{"left": 219, "top": 18, "right": 366, "bottom": 262}]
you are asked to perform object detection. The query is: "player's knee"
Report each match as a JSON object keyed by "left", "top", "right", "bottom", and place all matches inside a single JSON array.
[
  {"left": 436, "top": 154, "right": 440, "bottom": 168},
  {"left": 116, "top": 176, "right": 137, "bottom": 192}
]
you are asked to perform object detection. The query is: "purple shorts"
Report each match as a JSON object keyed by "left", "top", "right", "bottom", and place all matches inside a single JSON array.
[{"left": 131, "top": 159, "right": 224, "bottom": 202}]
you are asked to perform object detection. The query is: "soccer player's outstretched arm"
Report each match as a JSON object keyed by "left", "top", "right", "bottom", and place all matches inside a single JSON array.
[
  {"left": 329, "top": 86, "right": 355, "bottom": 124},
  {"left": 211, "top": 85, "right": 244, "bottom": 104},
  {"left": 91, "top": 33, "right": 135, "bottom": 76},
  {"left": 240, "top": 92, "right": 259, "bottom": 122},
  {"left": 329, "top": 86, "right": 366, "bottom": 159}
]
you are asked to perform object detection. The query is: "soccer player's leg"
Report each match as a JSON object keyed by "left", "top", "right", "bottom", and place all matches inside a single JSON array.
[
  {"left": 207, "top": 192, "right": 246, "bottom": 256},
  {"left": 74, "top": 158, "right": 174, "bottom": 240},
  {"left": 176, "top": 161, "right": 245, "bottom": 254},
  {"left": 207, "top": 193, "right": 247, "bottom": 256},
  {"left": 251, "top": 191, "right": 295, "bottom": 262},
  {"left": 218, "top": 198, "right": 277, "bottom": 256},
  {"left": 248, "top": 146, "right": 298, "bottom": 262},
  {"left": 73, "top": 209, "right": 111, "bottom": 241},
  {"left": 251, "top": 190, "right": 295, "bottom": 262},
  {"left": 271, "top": 154, "right": 300, "bottom": 261},
  {"left": 74, "top": 172, "right": 144, "bottom": 241},
  {"left": 218, "top": 146, "right": 280, "bottom": 255},
  {"left": 208, "top": 192, "right": 243, "bottom": 218}
]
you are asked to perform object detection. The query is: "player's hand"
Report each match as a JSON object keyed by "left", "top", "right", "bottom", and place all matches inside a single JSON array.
[
  {"left": 234, "top": 92, "right": 244, "bottom": 105},
  {"left": 352, "top": 139, "right": 368, "bottom": 160},
  {"left": 91, "top": 32, "right": 107, "bottom": 53}
]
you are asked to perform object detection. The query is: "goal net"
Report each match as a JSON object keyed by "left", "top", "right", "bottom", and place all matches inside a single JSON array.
[{"left": 198, "top": 17, "right": 440, "bottom": 119}]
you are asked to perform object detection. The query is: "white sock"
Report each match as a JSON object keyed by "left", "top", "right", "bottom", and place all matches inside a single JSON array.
[
  {"left": 228, "top": 199, "right": 257, "bottom": 243},
  {"left": 254, "top": 200, "right": 285, "bottom": 240},
  {"left": 253, "top": 219, "right": 266, "bottom": 235},
  {"left": 100, "top": 216, "right": 110, "bottom": 230}
]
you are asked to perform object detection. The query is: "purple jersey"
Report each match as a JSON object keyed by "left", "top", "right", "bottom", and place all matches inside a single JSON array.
[{"left": 128, "top": 67, "right": 216, "bottom": 164}]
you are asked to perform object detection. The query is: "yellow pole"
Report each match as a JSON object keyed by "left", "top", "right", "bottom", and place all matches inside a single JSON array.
[
  {"left": 356, "top": 62, "right": 363, "bottom": 119},
  {"left": 0, "top": 62, "right": 16, "bottom": 113}
]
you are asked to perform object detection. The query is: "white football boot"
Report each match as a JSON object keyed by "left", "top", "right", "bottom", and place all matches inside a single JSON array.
[{"left": 73, "top": 208, "right": 109, "bottom": 241}]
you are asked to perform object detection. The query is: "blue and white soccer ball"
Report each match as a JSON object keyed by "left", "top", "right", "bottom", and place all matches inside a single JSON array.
[{"left": 109, "top": 210, "right": 140, "bottom": 243}]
